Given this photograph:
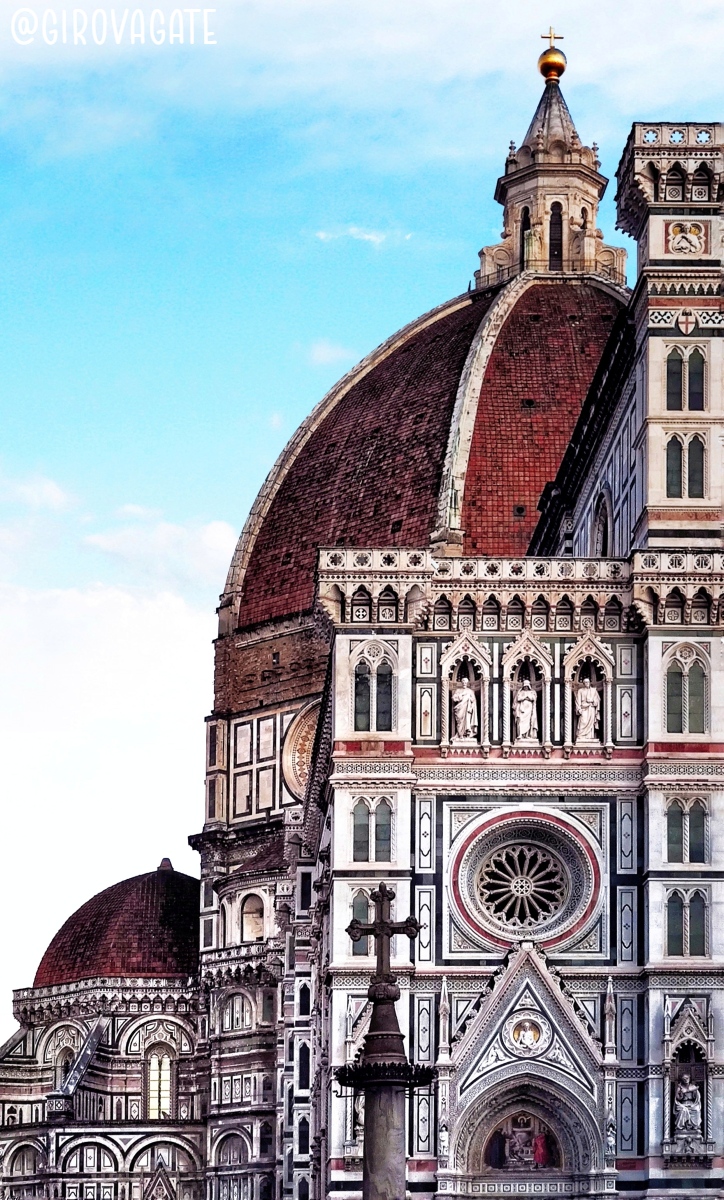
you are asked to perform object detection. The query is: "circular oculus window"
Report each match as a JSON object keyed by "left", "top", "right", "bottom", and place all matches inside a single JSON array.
[{"left": 450, "top": 811, "right": 601, "bottom": 950}]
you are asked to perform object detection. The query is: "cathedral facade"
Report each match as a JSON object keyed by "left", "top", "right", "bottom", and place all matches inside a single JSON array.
[{"left": 3, "top": 44, "right": 724, "bottom": 1200}]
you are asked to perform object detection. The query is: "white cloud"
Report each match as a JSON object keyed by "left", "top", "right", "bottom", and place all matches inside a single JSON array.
[
  {"left": 0, "top": 581, "right": 214, "bottom": 1038},
  {"left": 0, "top": 471, "right": 71, "bottom": 511},
  {"left": 309, "top": 338, "right": 357, "bottom": 365},
  {"left": 116, "top": 503, "right": 162, "bottom": 519},
  {"left": 316, "top": 226, "right": 389, "bottom": 246},
  {"left": 85, "top": 517, "right": 238, "bottom": 589}
]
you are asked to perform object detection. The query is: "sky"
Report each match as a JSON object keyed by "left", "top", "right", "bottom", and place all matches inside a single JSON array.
[{"left": 1, "top": 0, "right": 724, "bottom": 1032}]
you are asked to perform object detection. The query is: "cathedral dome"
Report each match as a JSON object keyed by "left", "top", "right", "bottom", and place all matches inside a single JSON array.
[
  {"left": 223, "top": 276, "right": 626, "bottom": 631},
  {"left": 33, "top": 860, "right": 199, "bottom": 988}
]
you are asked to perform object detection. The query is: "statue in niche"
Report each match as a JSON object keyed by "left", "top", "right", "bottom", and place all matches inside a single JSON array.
[
  {"left": 575, "top": 674, "right": 601, "bottom": 743},
  {"left": 438, "top": 1122, "right": 449, "bottom": 1156},
  {"left": 673, "top": 1074, "right": 703, "bottom": 1137},
  {"left": 513, "top": 677, "right": 538, "bottom": 741},
  {"left": 452, "top": 676, "right": 478, "bottom": 739},
  {"left": 353, "top": 1091, "right": 365, "bottom": 1138}
]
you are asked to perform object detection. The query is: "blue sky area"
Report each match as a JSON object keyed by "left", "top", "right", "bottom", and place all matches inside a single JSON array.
[{"left": 1, "top": 0, "right": 723, "bottom": 1026}]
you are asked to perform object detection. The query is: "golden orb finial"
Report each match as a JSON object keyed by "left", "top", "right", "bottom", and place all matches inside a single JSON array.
[{"left": 538, "top": 26, "right": 566, "bottom": 82}]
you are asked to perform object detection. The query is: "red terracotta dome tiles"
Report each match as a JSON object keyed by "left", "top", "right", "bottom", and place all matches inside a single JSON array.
[
  {"left": 33, "top": 865, "right": 200, "bottom": 988},
  {"left": 460, "top": 283, "right": 623, "bottom": 558},
  {"left": 237, "top": 296, "right": 496, "bottom": 628}
]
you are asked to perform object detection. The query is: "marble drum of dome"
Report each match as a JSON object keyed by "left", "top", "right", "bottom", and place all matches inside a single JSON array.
[{"left": 449, "top": 811, "right": 602, "bottom": 952}]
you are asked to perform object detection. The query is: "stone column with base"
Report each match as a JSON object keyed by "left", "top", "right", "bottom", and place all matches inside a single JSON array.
[{"left": 335, "top": 883, "right": 435, "bottom": 1200}]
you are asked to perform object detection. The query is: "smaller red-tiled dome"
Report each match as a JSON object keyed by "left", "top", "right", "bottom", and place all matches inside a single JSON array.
[{"left": 34, "top": 860, "right": 199, "bottom": 988}]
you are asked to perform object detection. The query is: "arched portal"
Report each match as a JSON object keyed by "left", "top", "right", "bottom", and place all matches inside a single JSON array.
[{"left": 450, "top": 1075, "right": 603, "bottom": 1194}]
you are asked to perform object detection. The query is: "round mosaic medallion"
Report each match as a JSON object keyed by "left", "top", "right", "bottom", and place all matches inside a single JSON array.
[
  {"left": 449, "top": 810, "right": 601, "bottom": 951},
  {"left": 281, "top": 701, "right": 321, "bottom": 800},
  {"left": 502, "top": 1011, "right": 552, "bottom": 1057}
]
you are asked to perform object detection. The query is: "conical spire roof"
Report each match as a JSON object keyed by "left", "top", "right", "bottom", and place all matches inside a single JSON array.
[{"left": 521, "top": 81, "right": 580, "bottom": 152}]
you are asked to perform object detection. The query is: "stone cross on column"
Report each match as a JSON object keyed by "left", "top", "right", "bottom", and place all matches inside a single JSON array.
[
  {"left": 347, "top": 881, "right": 421, "bottom": 990},
  {"left": 337, "top": 882, "right": 433, "bottom": 1200}
]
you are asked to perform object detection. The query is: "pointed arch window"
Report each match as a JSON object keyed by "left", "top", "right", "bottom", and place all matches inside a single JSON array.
[
  {"left": 352, "top": 892, "right": 370, "bottom": 955},
  {"left": 352, "top": 648, "right": 396, "bottom": 733},
  {"left": 549, "top": 202, "right": 563, "bottom": 270},
  {"left": 298, "top": 1117, "right": 310, "bottom": 1156},
  {"left": 520, "top": 206, "right": 531, "bottom": 268},
  {"left": 690, "top": 892, "right": 707, "bottom": 956},
  {"left": 375, "top": 799, "right": 392, "bottom": 862},
  {"left": 666, "top": 649, "right": 708, "bottom": 735},
  {"left": 147, "top": 1045, "right": 174, "bottom": 1120},
  {"left": 666, "top": 437, "right": 683, "bottom": 497},
  {"left": 241, "top": 894, "right": 264, "bottom": 942},
  {"left": 298, "top": 1044, "right": 310, "bottom": 1091},
  {"left": 298, "top": 983, "right": 311, "bottom": 1016},
  {"left": 666, "top": 351, "right": 683, "bottom": 410},
  {"left": 376, "top": 662, "right": 393, "bottom": 732},
  {"left": 353, "top": 801, "right": 370, "bottom": 862},
  {"left": 666, "top": 662, "right": 684, "bottom": 732},
  {"left": 354, "top": 662, "right": 371, "bottom": 731},
  {"left": 260, "top": 1122, "right": 273, "bottom": 1156},
  {"left": 353, "top": 798, "right": 393, "bottom": 863},
  {"left": 689, "top": 801, "right": 707, "bottom": 863},
  {"left": 667, "top": 889, "right": 709, "bottom": 956},
  {"left": 667, "top": 801, "right": 684, "bottom": 862},
  {"left": 667, "top": 893, "right": 685, "bottom": 956},
  {"left": 688, "top": 436, "right": 705, "bottom": 498},
  {"left": 688, "top": 349, "right": 705, "bottom": 409},
  {"left": 688, "top": 661, "right": 706, "bottom": 732}
]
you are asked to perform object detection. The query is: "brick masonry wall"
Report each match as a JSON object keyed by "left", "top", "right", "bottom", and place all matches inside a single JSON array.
[{"left": 213, "top": 619, "right": 332, "bottom": 715}]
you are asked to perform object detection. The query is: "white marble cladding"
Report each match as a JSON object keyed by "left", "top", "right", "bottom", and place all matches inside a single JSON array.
[{"left": 319, "top": 548, "right": 629, "bottom": 586}]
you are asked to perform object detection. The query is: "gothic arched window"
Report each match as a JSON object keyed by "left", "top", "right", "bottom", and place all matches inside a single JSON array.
[
  {"left": 666, "top": 437, "right": 683, "bottom": 497},
  {"left": 688, "top": 436, "right": 705, "bottom": 498},
  {"left": 260, "top": 1122, "right": 273, "bottom": 1156},
  {"left": 690, "top": 892, "right": 707, "bottom": 956},
  {"left": 298, "top": 1044, "right": 310, "bottom": 1091},
  {"left": 352, "top": 892, "right": 369, "bottom": 955},
  {"left": 375, "top": 799, "right": 392, "bottom": 862},
  {"left": 666, "top": 663, "right": 684, "bottom": 732},
  {"left": 666, "top": 350, "right": 683, "bottom": 410},
  {"left": 549, "top": 202, "right": 563, "bottom": 270},
  {"left": 688, "top": 661, "right": 706, "bottom": 732},
  {"left": 667, "top": 802, "right": 684, "bottom": 862},
  {"left": 667, "top": 889, "right": 709, "bottom": 957},
  {"left": 298, "top": 1117, "right": 310, "bottom": 1156},
  {"left": 241, "top": 894, "right": 264, "bottom": 942},
  {"left": 354, "top": 662, "right": 371, "bottom": 732},
  {"left": 667, "top": 893, "right": 684, "bottom": 956},
  {"left": 299, "top": 984, "right": 310, "bottom": 1016},
  {"left": 298, "top": 1182, "right": 309, "bottom": 1200},
  {"left": 376, "top": 662, "right": 393, "bottom": 732},
  {"left": 147, "top": 1045, "right": 174, "bottom": 1120},
  {"left": 520, "top": 206, "right": 531, "bottom": 268},
  {"left": 688, "top": 349, "right": 705, "bottom": 409},
  {"left": 689, "top": 801, "right": 707, "bottom": 863},
  {"left": 666, "top": 651, "right": 708, "bottom": 735},
  {"left": 353, "top": 801, "right": 370, "bottom": 862}
]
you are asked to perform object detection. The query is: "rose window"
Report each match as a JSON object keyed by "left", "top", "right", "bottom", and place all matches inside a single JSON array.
[
  {"left": 478, "top": 845, "right": 567, "bottom": 928},
  {"left": 450, "top": 814, "right": 601, "bottom": 950}
]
